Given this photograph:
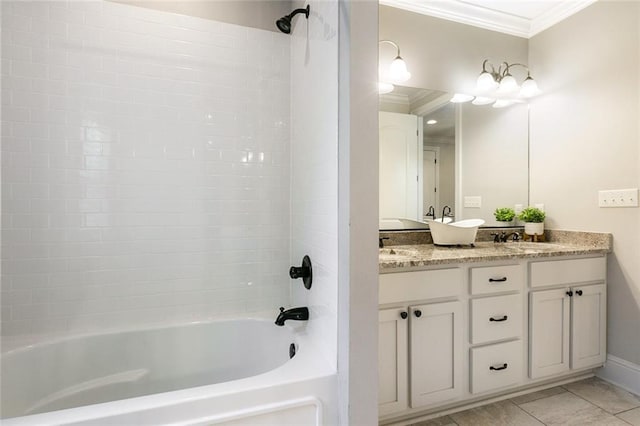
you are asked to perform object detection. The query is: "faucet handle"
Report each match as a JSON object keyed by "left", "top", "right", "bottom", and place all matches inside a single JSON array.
[{"left": 279, "top": 306, "right": 285, "bottom": 313}]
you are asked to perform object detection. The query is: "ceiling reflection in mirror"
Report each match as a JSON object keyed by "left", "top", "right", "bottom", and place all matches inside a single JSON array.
[{"left": 379, "top": 85, "right": 529, "bottom": 231}]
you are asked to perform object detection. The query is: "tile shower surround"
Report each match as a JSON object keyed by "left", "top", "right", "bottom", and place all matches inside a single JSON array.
[{"left": 1, "top": 1, "right": 291, "bottom": 337}]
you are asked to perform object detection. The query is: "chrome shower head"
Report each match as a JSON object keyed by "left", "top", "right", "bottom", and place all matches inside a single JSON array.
[{"left": 275, "top": 5, "right": 310, "bottom": 34}]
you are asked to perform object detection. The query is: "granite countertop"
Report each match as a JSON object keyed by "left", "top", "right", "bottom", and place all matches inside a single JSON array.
[{"left": 379, "top": 231, "right": 612, "bottom": 271}]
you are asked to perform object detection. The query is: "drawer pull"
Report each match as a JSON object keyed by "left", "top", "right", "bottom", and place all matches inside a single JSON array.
[
  {"left": 576, "top": 290, "right": 583, "bottom": 296},
  {"left": 489, "top": 315, "right": 508, "bottom": 322},
  {"left": 489, "top": 277, "right": 508, "bottom": 282},
  {"left": 414, "top": 310, "right": 422, "bottom": 318},
  {"left": 400, "top": 311, "right": 408, "bottom": 319},
  {"left": 566, "top": 290, "right": 573, "bottom": 297},
  {"left": 489, "top": 363, "right": 508, "bottom": 371}
]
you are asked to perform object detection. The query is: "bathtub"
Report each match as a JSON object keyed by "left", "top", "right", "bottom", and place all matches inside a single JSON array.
[{"left": 1, "top": 317, "right": 337, "bottom": 425}]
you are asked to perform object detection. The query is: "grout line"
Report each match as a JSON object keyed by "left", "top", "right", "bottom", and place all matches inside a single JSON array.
[
  {"left": 511, "top": 388, "right": 568, "bottom": 406},
  {"left": 508, "top": 399, "right": 548, "bottom": 426}
]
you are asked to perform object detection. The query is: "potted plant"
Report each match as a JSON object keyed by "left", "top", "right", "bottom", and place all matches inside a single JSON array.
[
  {"left": 494, "top": 207, "right": 516, "bottom": 225},
  {"left": 518, "top": 206, "right": 546, "bottom": 236}
]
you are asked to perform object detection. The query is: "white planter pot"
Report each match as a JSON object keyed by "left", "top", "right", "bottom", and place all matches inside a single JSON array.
[
  {"left": 524, "top": 222, "right": 544, "bottom": 235},
  {"left": 497, "top": 220, "right": 514, "bottom": 227}
]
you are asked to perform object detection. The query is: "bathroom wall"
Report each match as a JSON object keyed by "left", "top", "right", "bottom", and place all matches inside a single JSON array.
[
  {"left": 1, "top": 1, "right": 291, "bottom": 338},
  {"left": 529, "top": 1, "right": 640, "bottom": 365},
  {"left": 379, "top": 5, "right": 528, "bottom": 95},
  {"left": 111, "top": 0, "right": 292, "bottom": 32},
  {"left": 289, "top": 0, "right": 339, "bottom": 369}
]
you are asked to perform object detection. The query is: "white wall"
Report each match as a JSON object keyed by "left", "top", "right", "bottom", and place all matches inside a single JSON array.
[
  {"left": 1, "top": 1, "right": 291, "bottom": 338},
  {"left": 529, "top": 1, "right": 640, "bottom": 364},
  {"left": 289, "top": 0, "right": 339, "bottom": 369}
]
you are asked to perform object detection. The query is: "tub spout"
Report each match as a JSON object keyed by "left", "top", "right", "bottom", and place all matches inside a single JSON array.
[{"left": 275, "top": 306, "right": 309, "bottom": 326}]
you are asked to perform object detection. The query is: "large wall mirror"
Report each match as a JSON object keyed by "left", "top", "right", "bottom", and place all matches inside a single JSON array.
[{"left": 379, "top": 86, "right": 529, "bottom": 230}]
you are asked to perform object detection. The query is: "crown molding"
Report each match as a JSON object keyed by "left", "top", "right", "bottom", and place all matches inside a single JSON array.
[{"left": 380, "top": 0, "right": 598, "bottom": 39}]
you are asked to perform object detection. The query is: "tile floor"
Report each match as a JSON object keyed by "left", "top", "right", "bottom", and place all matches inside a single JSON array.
[{"left": 410, "top": 378, "right": 640, "bottom": 426}]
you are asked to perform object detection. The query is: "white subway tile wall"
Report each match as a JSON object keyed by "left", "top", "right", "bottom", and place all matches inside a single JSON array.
[
  {"left": 290, "top": 0, "right": 339, "bottom": 368},
  {"left": 1, "top": 0, "right": 291, "bottom": 337}
]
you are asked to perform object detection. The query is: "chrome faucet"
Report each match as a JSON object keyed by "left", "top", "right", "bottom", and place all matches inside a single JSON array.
[
  {"left": 275, "top": 306, "right": 309, "bottom": 326},
  {"left": 425, "top": 205, "right": 436, "bottom": 220}
]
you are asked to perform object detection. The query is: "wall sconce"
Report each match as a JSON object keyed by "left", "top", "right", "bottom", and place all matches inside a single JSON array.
[
  {"left": 477, "top": 59, "right": 540, "bottom": 98},
  {"left": 451, "top": 59, "right": 540, "bottom": 108},
  {"left": 378, "top": 40, "right": 411, "bottom": 94}
]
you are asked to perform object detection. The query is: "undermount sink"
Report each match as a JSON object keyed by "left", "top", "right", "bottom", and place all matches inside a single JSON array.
[{"left": 427, "top": 218, "right": 485, "bottom": 246}]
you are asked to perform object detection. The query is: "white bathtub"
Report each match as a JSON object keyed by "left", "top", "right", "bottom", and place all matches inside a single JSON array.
[{"left": 1, "top": 317, "right": 337, "bottom": 425}]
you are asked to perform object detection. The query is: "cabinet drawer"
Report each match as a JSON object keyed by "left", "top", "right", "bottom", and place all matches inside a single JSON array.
[
  {"left": 470, "top": 294, "right": 522, "bottom": 344},
  {"left": 530, "top": 257, "right": 606, "bottom": 288},
  {"left": 470, "top": 264, "right": 523, "bottom": 295},
  {"left": 470, "top": 340, "right": 523, "bottom": 394},
  {"left": 379, "top": 268, "right": 461, "bottom": 305}
]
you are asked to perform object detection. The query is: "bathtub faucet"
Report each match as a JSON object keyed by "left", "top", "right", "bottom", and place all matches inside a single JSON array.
[{"left": 275, "top": 306, "right": 309, "bottom": 326}]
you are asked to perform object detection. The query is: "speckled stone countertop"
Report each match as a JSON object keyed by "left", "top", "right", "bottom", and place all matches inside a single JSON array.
[{"left": 379, "top": 230, "right": 612, "bottom": 271}]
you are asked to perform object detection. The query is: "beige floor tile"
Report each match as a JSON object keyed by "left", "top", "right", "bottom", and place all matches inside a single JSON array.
[
  {"left": 410, "top": 415, "right": 457, "bottom": 426},
  {"left": 511, "top": 386, "right": 567, "bottom": 405},
  {"left": 519, "top": 391, "right": 629, "bottom": 425},
  {"left": 564, "top": 377, "right": 640, "bottom": 414},
  {"left": 617, "top": 407, "right": 640, "bottom": 426},
  {"left": 450, "top": 400, "right": 543, "bottom": 426}
]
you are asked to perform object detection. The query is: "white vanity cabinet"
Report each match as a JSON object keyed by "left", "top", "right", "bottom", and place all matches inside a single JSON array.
[
  {"left": 529, "top": 257, "right": 607, "bottom": 379},
  {"left": 378, "top": 268, "right": 463, "bottom": 415},
  {"left": 379, "top": 252, "right": 608, "bottom": 424}
]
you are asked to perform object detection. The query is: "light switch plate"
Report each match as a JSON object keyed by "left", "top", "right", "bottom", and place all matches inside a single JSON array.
[
  {"left": 598, "top": 188, "right": 639, "bottom": 207},
  {"left": 464, "top": 196, "right": 482, "bottom": 208}
]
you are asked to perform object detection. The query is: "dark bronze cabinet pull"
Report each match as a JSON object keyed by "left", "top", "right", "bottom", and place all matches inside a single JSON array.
[
  {"left": 414, "top": 310, "right": 422, "bottom": 318},
  {"left": 489, "top": 363, "right": 508, "bottom": 371},
  {"left": 566, "top": 290, "right": 573, "bottom": 297},
  {"left": 576, "top": 290, "right": 583, "bottom": 296},
  {"left": 489, "top": 277, "right": 507, "bottom": 282},
  {"left": 400, "top": 311, "right": 408, "bottom": 319},
  {"left": 489, "top": 315, "right": 508, "bottom": 322}
]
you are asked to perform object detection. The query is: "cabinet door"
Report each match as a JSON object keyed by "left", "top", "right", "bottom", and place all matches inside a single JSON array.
[
  {"left": 529, "top": 288, "right": 571, "bottom": 379},
  {"left": 571, "top": 283, "right": 606, "bottom": 370},
  {"left": 378, "top": 308, "right": 408, "bottom": 416},
  {"left": 409, "top": 301, "right": 463, "bottom": 408}
]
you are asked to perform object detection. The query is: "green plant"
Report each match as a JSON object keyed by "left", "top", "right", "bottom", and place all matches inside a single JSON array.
[
  {"left": 518, "top": 207, "right": 546, "bottom": 223},
  {"left": 494, "top": 207, "right": 516, "bottom": 222}
]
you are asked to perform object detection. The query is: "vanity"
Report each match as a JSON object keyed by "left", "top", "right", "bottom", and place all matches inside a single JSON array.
[{"left": 377, "top": 232, "right": 612, "bottom": 425}]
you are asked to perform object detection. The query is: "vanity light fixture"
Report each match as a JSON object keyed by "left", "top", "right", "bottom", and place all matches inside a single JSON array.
[
  {"left": 378, "top": 40, "right": 411, "bottom": 93},
  {"left": 471, "top": 96, "right": 495, "bottom": 105},
  {"left": 477, "top": 59, "right": 540, "bottom": 98},
  {"left": 450, "top": 93, "right": 475, "bottom": 103}
]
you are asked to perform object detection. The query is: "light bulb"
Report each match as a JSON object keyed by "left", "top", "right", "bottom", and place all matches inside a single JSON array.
[
  {"left": 378, "top": 81, "right": 394, "bottom": 94},
  {"left": 492, "top": 99, "right": 515, "bottom": 108},
  {"left": 476, "top": 71, "right": 498, "bottom": 92},
  {"left": 472, "top": 97, "right": 495, "bottom": 106},
  {"left": 520, "top": 76, "right": 540, "bottom": 98},
  {"left": 497, "top": 74, "right": 519, "bottom": 95},
  {"left": 450, "top": 93, "right": 475, "bottom": 103},
  {"left": 426, "top": 119, "right": 437, "bottom": 125},
  {"left": 389, "top": 56, "right": 411, "bottom": 82}
]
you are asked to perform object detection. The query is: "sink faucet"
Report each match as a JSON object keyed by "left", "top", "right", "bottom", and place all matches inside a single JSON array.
[
  {"left": 379, "top": 237, "right": 390, "bottom": 248},
  {"left": 275, "top": 306, "right": 309, "bottom": 326},
  {"left": 425, "top": 206, "right": 436, "bottom": 220},
  {"left": 492, "top": 231, "right": 521, "bottom": 243},
  {"left": 441, "top": 205, "right": 452, "bottom": 221}
]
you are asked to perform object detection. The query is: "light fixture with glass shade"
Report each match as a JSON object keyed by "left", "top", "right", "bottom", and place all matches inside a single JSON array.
[
  {"left": 378, "top": 40, "right": 411, "bottom": 93},
  {"left": 476, "top": 59, "right": 540, "bottom": 100}
]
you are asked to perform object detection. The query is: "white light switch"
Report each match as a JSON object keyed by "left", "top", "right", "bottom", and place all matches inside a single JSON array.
[
  {"left": 598, "top": 188, "right": 639, "bottom": 207},
  {"left": 464, "top": 196, "right": 482, "bottom": 208}
]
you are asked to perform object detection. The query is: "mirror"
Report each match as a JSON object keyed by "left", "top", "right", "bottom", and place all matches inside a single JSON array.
[{"left": 379, "top": 86, "right": 529, "bottom": 230}]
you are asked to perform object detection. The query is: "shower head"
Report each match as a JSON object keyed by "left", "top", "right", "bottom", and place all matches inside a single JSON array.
[{"left": 275, "top": 5, "right": 310, "bottom": 34}]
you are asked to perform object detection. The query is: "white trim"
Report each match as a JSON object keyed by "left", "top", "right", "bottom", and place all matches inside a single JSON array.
[
  {"left": 380, "top": 0, "right": 597, "bottom": 39},
  {"left": 596, "top": 354, "right": 640, "bottom": 396}
]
